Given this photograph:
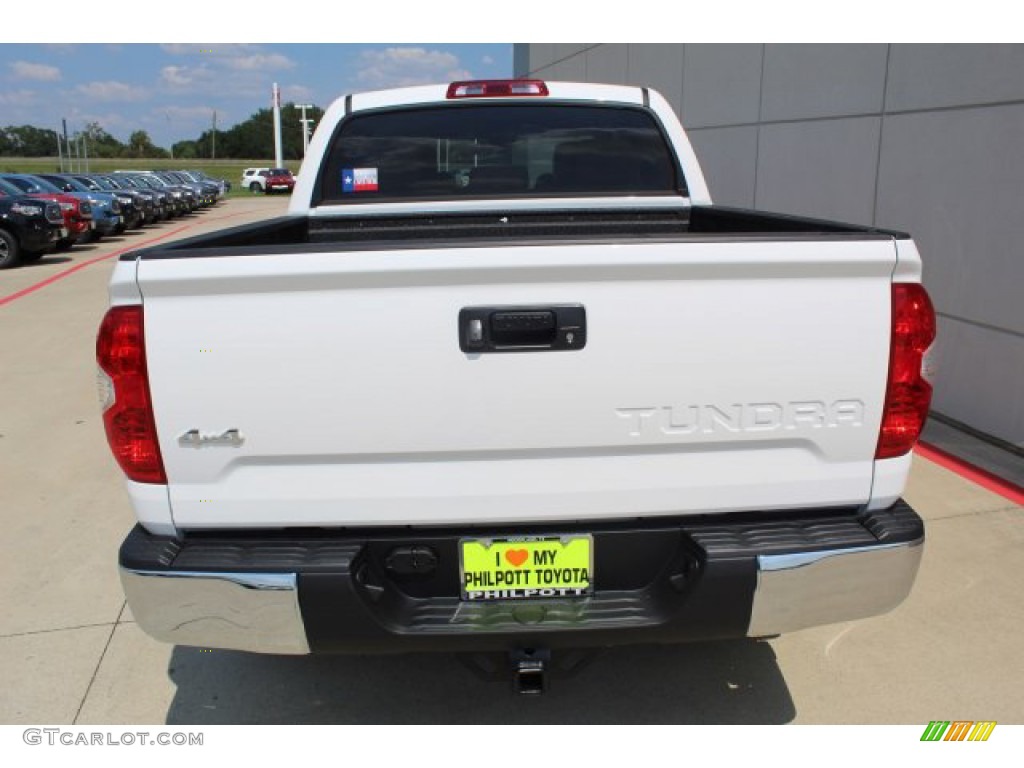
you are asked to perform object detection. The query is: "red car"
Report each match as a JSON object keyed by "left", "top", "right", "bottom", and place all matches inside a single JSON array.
[
  {"left": 0, "top": 175, "right": 92, "bottom": 251},
  {"left": 264, "top": 168, "right": 295, "bottom": 194}
]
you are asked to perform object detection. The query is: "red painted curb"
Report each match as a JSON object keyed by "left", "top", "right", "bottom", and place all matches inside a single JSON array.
[
  {"left": 0, "top": 209, "right": 255, "bottom": 308},
  {"left": 915, "top": 441, "right": 1024, "bottom": 506}
]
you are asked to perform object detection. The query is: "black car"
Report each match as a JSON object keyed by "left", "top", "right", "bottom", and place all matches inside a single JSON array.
[
  {"left": 110, "top": 174, "right": 172, "bottom": 221},
  {"left": 184, "top": 169, "right": 230, "bottom": 196},
  {"left": 0, "top": 194, "right": 63, "bottom": 269},
  {"left": 161, "top": 171, "right": 218, "bottom": 206},
  {"left": 116, "top": 173, "right": 188, "bottom": 217}
]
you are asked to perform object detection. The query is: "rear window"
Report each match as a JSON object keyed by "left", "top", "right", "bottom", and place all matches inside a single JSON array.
[{"left": 319, "top": 103, "right": 683, "bottom": 204}]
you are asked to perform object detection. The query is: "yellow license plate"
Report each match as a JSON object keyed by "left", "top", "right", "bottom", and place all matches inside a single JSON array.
[{"left": 459, "top": 535, "right": 593, "bottom": 601}]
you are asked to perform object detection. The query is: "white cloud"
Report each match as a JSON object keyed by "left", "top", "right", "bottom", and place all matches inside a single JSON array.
[
  {"left": 66, "top": 107, "right": 130, "bottom": 134},
  {"left": 158, "top": 47, "right": 286, "bottom": 101},
  {"left": 225, "top": 52, "right": 295, "bottom": 71},
  {"left": 162, "top": 105, "right": 222, "bottom": 122},
  {"left": 356, "top": 47, "right": 472, "bottom": 89},
  {"left": 161, "top": 43, "right": 254, "bottom": 57},
  {"left": 0, "top": 90, "right": 39, "bottom": 127},
  {"left": 10, "top": 61, "right": 61, "bottom": 82},
  {"left": 0, "top": 89, "right": 37, "bottom": 106},
  {"left": 284, "top": 84, "right": 314, "bottom": 103},
  {"left": 160, "top": 65, "right": 196, "bottom": 87},
  {"left": 160, "top": 43, "right": 293, "bottom": 72},
  {"left": 75, "top": 81, "right": 149, "bottom": 102},
  {"left": 482, "top": 55, "right": 495, "bottom": 65}
]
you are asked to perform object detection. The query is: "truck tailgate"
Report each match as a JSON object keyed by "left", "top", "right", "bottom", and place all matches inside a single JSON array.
[{"left": 136, "top": 238, "right": 896, "bottom": 529}]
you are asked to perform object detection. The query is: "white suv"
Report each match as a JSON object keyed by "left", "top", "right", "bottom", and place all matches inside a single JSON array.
[{"left": 240, "top": 167, "right": 271, "bottom": 194}]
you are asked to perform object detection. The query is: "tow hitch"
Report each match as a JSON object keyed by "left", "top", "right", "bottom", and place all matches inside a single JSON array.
[
  {"left": 511, "top": 648, "right": 549, "bottom": 695},
  {"left": 457, "top": 647, "right": 601, "bottom": 694}
]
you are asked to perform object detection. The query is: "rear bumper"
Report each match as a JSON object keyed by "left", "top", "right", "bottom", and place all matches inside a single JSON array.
[
  {"left": 95, "top": 216, "right": 119, "bottom": 234},
  {"left": 20, "top": 224, "right": 59, "bottom": 252},
  {"left": 120, "top": 500, "right": 924, "bottom": 655}
]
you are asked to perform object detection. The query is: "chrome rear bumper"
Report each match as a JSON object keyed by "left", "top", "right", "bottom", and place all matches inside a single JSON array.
[
  {"left": 748, "top": 537, "right": 924, "bottom": 637},
  {"left": 120, "top": 501, "right": 924, "bottom": 654},
  {"left": 120, "top": 570, "right": 309, "bottom": 654}
]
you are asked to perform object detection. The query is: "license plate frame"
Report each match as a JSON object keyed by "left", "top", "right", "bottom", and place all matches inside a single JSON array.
[{"left": 459, "top": 534, "right": 594, "bottom": 601}]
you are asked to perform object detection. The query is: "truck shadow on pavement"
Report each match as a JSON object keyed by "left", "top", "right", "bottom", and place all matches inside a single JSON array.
[
  {"left": 22, "top": 256, "right": 72, "bottom": 267},
  {"left": 164, "top": 639, "right": 795, "bottom": 724}
]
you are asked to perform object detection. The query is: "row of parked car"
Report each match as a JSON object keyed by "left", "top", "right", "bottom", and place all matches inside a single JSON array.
[{"left": 0, "top": 169, "right": 230, "bottom": 269}]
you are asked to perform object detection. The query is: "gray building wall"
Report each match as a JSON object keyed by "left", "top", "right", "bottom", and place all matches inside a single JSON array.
[{"left": 515, "top": 44, "right": 1024, "bottom": 448}]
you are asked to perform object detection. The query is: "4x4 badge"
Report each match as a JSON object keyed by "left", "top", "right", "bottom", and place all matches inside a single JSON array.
[{"left": 178, "top": 429, "right": 244, "bottom": 448}]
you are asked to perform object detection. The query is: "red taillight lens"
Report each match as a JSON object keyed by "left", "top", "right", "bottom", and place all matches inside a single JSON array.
[
  {"left": 447, "top": 79, "right": 549, "bottom": 99},
  {"left": 96, "top": 306, "right": 166, "bottom": 484},
  {"left": 876, "top": 283, "right": 937, "bottom": 459}
]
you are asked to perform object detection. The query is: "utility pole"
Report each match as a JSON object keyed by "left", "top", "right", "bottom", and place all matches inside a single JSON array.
[
  {"left": 83, "top": 133, "right": 89, "bottom": 172},
  {"left": 211, "top": 110, "right": 217, "bottom": 160},
  {"left": 296, "top": 104, "right": 314, "bottom": 157},
  {"left": 62, "top": 119, "right": 69, "bottom": 173},
  {"left": 56, "top": 129, "right": 63, "bottom": 172},
  {"left": 272, "top": 83, "right": 283, "bottom": 168}
]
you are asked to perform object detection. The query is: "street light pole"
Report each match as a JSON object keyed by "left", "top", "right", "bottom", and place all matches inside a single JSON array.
[
  {"left": 295, "top": 104, "right": 314, "bottom": 157},
  {"left": 62, "top": 119, "right": 69, "bottom": 173},
  {"left": 272, "top": 83, "right": 283, "bottom": 168},
  {"left": 167, "top": 112, "right": 174, "bottom": 160}
]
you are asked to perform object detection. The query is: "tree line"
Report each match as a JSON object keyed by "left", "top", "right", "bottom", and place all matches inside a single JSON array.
[
  {"left": 172, "top": 104, "right": 325, "bottom": 160},
  {"left": 0, "top": 103, "right": 325, "bottom": 161},
  {"left": 0, "top": 124, "right": 168, "bottom": 158}
]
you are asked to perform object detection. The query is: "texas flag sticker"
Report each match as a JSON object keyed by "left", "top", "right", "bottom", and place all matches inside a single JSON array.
[{"left": 342, "top": 167, "right": 378, "bottom": 193}]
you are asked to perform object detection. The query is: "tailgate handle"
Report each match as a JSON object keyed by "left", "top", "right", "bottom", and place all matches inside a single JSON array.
[{"left": 459, "top": 305, "right": 586, "bottom": 353}]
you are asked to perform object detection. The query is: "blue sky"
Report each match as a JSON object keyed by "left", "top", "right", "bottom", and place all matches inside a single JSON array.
[{"left": 0, "top": 44, "right": 512, "bottom": 148}]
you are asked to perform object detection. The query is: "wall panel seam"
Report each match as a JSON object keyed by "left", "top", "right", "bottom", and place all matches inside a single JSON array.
[{"left": 937, "top": 312, "right": 1024, "bottom": 341}]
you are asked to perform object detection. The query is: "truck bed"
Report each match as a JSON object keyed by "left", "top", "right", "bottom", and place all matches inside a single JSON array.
[{"left": 123, "top": 205, "right": 907, "bottom": 531}]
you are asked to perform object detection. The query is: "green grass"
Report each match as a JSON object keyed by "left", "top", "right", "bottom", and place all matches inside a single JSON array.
[{"left": 0, "top": 157, "right": 300, "bottom": 198}]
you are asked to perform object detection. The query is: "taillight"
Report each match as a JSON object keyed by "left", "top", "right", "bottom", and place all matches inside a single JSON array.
[
  {"left": 876, "top": 283, "right": 937, "bottom": 459},
  {"left": 96, "top": 306, "right": 166, "bottom": 483},
  {"left": 447, "top": 79, "right": 549, "bottom": 98}
]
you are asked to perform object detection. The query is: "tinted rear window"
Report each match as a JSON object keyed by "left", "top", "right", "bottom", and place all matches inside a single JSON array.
[{"left": 320, "top": 103, "right": 683, "bottom": 204}]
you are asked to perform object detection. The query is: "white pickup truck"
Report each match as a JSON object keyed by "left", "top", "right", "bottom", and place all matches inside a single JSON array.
[{"left": 101, "top": 80, "right": 935, "bottom": 690}]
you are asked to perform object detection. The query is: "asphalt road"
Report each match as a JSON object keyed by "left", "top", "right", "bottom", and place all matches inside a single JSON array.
[{"left": 1, "top": 197, "right": 1021, "bottom": 724}]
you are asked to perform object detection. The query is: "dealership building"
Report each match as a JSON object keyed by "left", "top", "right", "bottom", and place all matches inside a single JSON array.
[{"left": 514, "top": 44, "right": 1024, "bottom": 454}]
